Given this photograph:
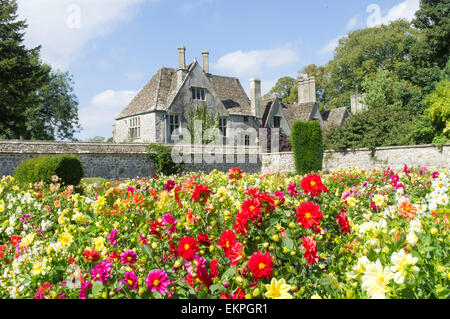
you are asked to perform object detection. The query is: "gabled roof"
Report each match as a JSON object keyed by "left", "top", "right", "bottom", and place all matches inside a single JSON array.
[
  {"left": 209, "top": 75, "right": 252, "bottom": 116},
  {"left": 116, "top": 67, "right": 177, "bottom": 119},
  {"left": 116, "top": 64, "right": 253, "bottom": 119},
  {"left": 321, "top": 107, "right": 349, "bottom": 129},
  {"left": 261, "top": 97, "right": 275, "bottom": 127},
  {"left": 282, "top": 102, "right": 317, "bottom": 127}
]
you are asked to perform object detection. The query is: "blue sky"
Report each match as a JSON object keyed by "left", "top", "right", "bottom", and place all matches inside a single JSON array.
[{"left": 16, "top": 0, "right": 421, "bottom": 140}]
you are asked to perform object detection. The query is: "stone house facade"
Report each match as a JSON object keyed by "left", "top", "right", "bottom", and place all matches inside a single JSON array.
[{"left": 113, "top": 47, "right": 360, "bottom": 146}]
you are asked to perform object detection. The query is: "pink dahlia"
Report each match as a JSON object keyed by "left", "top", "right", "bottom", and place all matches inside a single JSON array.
[
  {"left": 145, "top": 269, "right": 171, "bottom": 295},
  {"left": 90, "top": 260, "right": 113, "bottom": 284},
  {"left": 162, "top": 214, "right": 178, "bottom": 235},
  {"left": 120, "top": 271, "right": 138, "bottom": 290},
  {"left": 120, "top": 250, "right": 137, "bottom": 265},
  {"left": 108, "top": 229, "right": 119, "bottom": 247}
]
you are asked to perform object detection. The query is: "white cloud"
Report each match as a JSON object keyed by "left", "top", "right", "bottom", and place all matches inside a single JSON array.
[
  {"left": 213, "top": 43, "right": 300, "bottom": 77},
  {"left": 367, "top": 0, "right": 420, "bottom": 27},
  {"left": 16, "top": 0, "right": 157, "bottom": 70},
  {"left": 318, "top": 35, "right": 346, "bottom": 55},
  {"left": 346, "top": 14, "right": 359, "bottom": 31},
  {"left": 78, "top": 89, "right": 138, "bottom": 139}
]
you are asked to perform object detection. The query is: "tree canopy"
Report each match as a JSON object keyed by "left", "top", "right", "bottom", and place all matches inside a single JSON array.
[
  {"left": 266, "top": 0, "right": 450, "bottom": 149},
  {"left": 0, "top": 0, "right": 80, "bottom": 140}
]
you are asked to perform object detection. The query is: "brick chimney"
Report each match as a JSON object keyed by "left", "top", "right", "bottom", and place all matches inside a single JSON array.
[
  {"left": 250, "top": 78, "right": 262, "bottom": 119},
  {"left": 202, "top": 51, "right": 209, "bottom": 74},
  {"left": 298, "top": 76, "right": 316, "bottom": 104},
  {"left": 177, "top": 46, "right": 187, "bottom": 87}
]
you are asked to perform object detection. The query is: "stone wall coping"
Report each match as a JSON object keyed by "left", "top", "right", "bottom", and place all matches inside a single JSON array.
[
  {"left": 323, "top": 143, "right": 449, "bottom": 153},
  {"left": 0, "top": 140, "right": 262, "bottom": 155}
]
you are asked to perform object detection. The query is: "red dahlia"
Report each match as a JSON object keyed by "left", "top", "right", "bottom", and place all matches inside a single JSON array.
[
  {"left": 218, "top": 230, "right": 237, "bottom": 254},
  {"left": 301, "top": 174, "right": 327, "bottom": 196},
  {"left": 296, "top": 201, "right": 323, "bottom": 229},
  {"left": 192, "top": 184, "right": 211, "bottom": 204},
  {"left": 241, "top": 198, "right": 261, "bottom": 220},
  {"left": 336, "top": 211, "right": 350, "bottom": 235},
  {"left": 301, "top": 236, "right": 319, "bottom": 266},
  {"left": 177, "top": 237, "right": 199, "bottom": 261},
  {"left": 248, "top": 251, "right": 273, "bottom": 279},
  {"left": 228, "top": 168, "right": 243, "bottom": 181},
  {"left": 84, "top": 249, "right": 100, "bottom": 263}
]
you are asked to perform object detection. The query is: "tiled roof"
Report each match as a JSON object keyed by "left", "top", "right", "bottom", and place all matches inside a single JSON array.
[
  {"left": 282, "top": 102, "right": 317, "bottom": 127},
  {"left": 321, "top": 107, "right": 349, "bottom": 129},
  {"left": 209, "top": 75, "right": 252, "bottom": 116},
  {"left": 116, "top": 67, "right": 177, "bottom": 119}
]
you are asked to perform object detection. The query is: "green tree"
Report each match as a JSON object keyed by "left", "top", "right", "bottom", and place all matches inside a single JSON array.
[
  {"left": 0, "top": 0, "right": 48, "bottom": 139},
  {"left": 412, "top": 0, "right": 450, "bottom": 68},
  {"left": 263, "top": 76, "right": 296, "bottom": 104},
  {"left": 323, "top": 20, "right": 421, "bottom": 110},
  {"left": 0, "top": 0, "right": 80, "bottom": 140},
  {"left": 423, "top": 79, "right": 450, "bottom": 143},
  {"left": 26, "top": 70, "right": 80, "bottom": 140}
]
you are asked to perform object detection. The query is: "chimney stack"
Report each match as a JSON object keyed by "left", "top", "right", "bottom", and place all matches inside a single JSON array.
[
  {"left": 177, "top": 46, "right": 187, "bottom": 87},
  {"left": 202, "top": 51, "right": 209, "bottom": 73},
  {"left": 178, "top": 46, "right": 186, "bottom": 69},
  {"left": 298, "top": 76, "right": 316, "bottom": 104},
  {"left": 350, "top": 94, "right": 367, "bottom": 114},
  {"left": 250, "top": 78, "right": 262, "bottom": 119}
]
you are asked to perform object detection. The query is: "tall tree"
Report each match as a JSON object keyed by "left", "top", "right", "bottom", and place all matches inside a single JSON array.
[
  {"left": 26, "top": 70, "right": 80, "bottom": 140},
  {"left": 412, "top": 0, "right": 450, "bottom": 68},
  {"left": 0, "top": 0, "right": 48, "bottom": 139},
  {"left": 263, "top": 76, "right": 296, "bottom": 104},
  {"left": 323, "top": 20, "right": 421, "bottom": 110},
  {"left": 0, "top": 0, "right": 80, "bottom": 140}
]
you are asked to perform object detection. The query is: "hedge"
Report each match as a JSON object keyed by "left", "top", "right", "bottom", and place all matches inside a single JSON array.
[
  {"left": 290, "top": 120, "right": 324, "bottom": 175},
  {"left": 15, "top": 154, "right": 84, "bottom": 186}
]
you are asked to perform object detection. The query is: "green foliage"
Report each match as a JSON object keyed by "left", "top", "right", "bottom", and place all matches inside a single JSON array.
[
  {"left": 263, "top": 76, "right": 297, "bottom": 104},
  {"left": 324, "top": 106, "right": 415, "bottom": 151},
  {"left": 147, "top": 143, "right": 183, "bottom": 176},
  {"left": 25, "top": 71, "right": 80, "bottom": 140},
  {"left": 290, "top": 120, "right": 323, "bottom": 174},
  {"left": 324, "top": 20, "right": 420, "bottom": 110},
  {"left": 412, "top": 0, "right": 450, "bottom": 68},
  {"left": 0, "top": 0, "right": 79, "bottom": 140},
  {"left": 410, "top": 115, "right": 437, "bottom": 145},
  {"left": 424, "top": 79, "right": 450, "bottom": 135},
  {"left": 185, "top": 104, "right": 220, "bottom": 144},
  {"left": 14, "top": 154, "right": 84, "bottom": 185},
  {"left": 362, "top": 68, "right": 426, "bottom": 115}
]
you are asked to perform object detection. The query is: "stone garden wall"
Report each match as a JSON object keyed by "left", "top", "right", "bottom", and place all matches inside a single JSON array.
[
  {"left": 261, "top": 144, "right": 450, "bottom": 174},
  {"left": 0, "top": 140, "right": 262, "bottom": 179},
  {"left": 0, "top": 140, "right": 448, "bottom": 179}
]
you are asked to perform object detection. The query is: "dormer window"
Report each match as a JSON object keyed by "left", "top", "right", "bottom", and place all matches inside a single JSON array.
[{"left": 192, "top": 87, "right": 206, "bottom": 101}]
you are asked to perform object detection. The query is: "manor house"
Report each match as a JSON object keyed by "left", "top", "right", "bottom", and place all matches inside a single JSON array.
[{"left": 113, "top": 47, "right": 362, "bottom": 145}]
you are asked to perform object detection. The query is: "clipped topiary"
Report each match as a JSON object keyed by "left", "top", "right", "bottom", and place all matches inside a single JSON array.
[
  {"left": 14, "top": 156, "right": 42, "bottom": 184},
  {"left": 14, "top": 154, "right": 84, "bottom": 186},
  {"left": 290, "top": 120, "right": 324, "bottom": 175}
]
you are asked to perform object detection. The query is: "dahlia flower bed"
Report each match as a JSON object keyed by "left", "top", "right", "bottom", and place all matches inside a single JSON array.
[{"left": 0, "top": 166, "right": 448, "bottom": 299}]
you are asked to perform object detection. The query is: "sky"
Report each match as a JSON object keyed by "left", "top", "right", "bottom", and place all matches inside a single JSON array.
[{"left": 15, "top": 0, "right": 421, "bottom": 141}]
